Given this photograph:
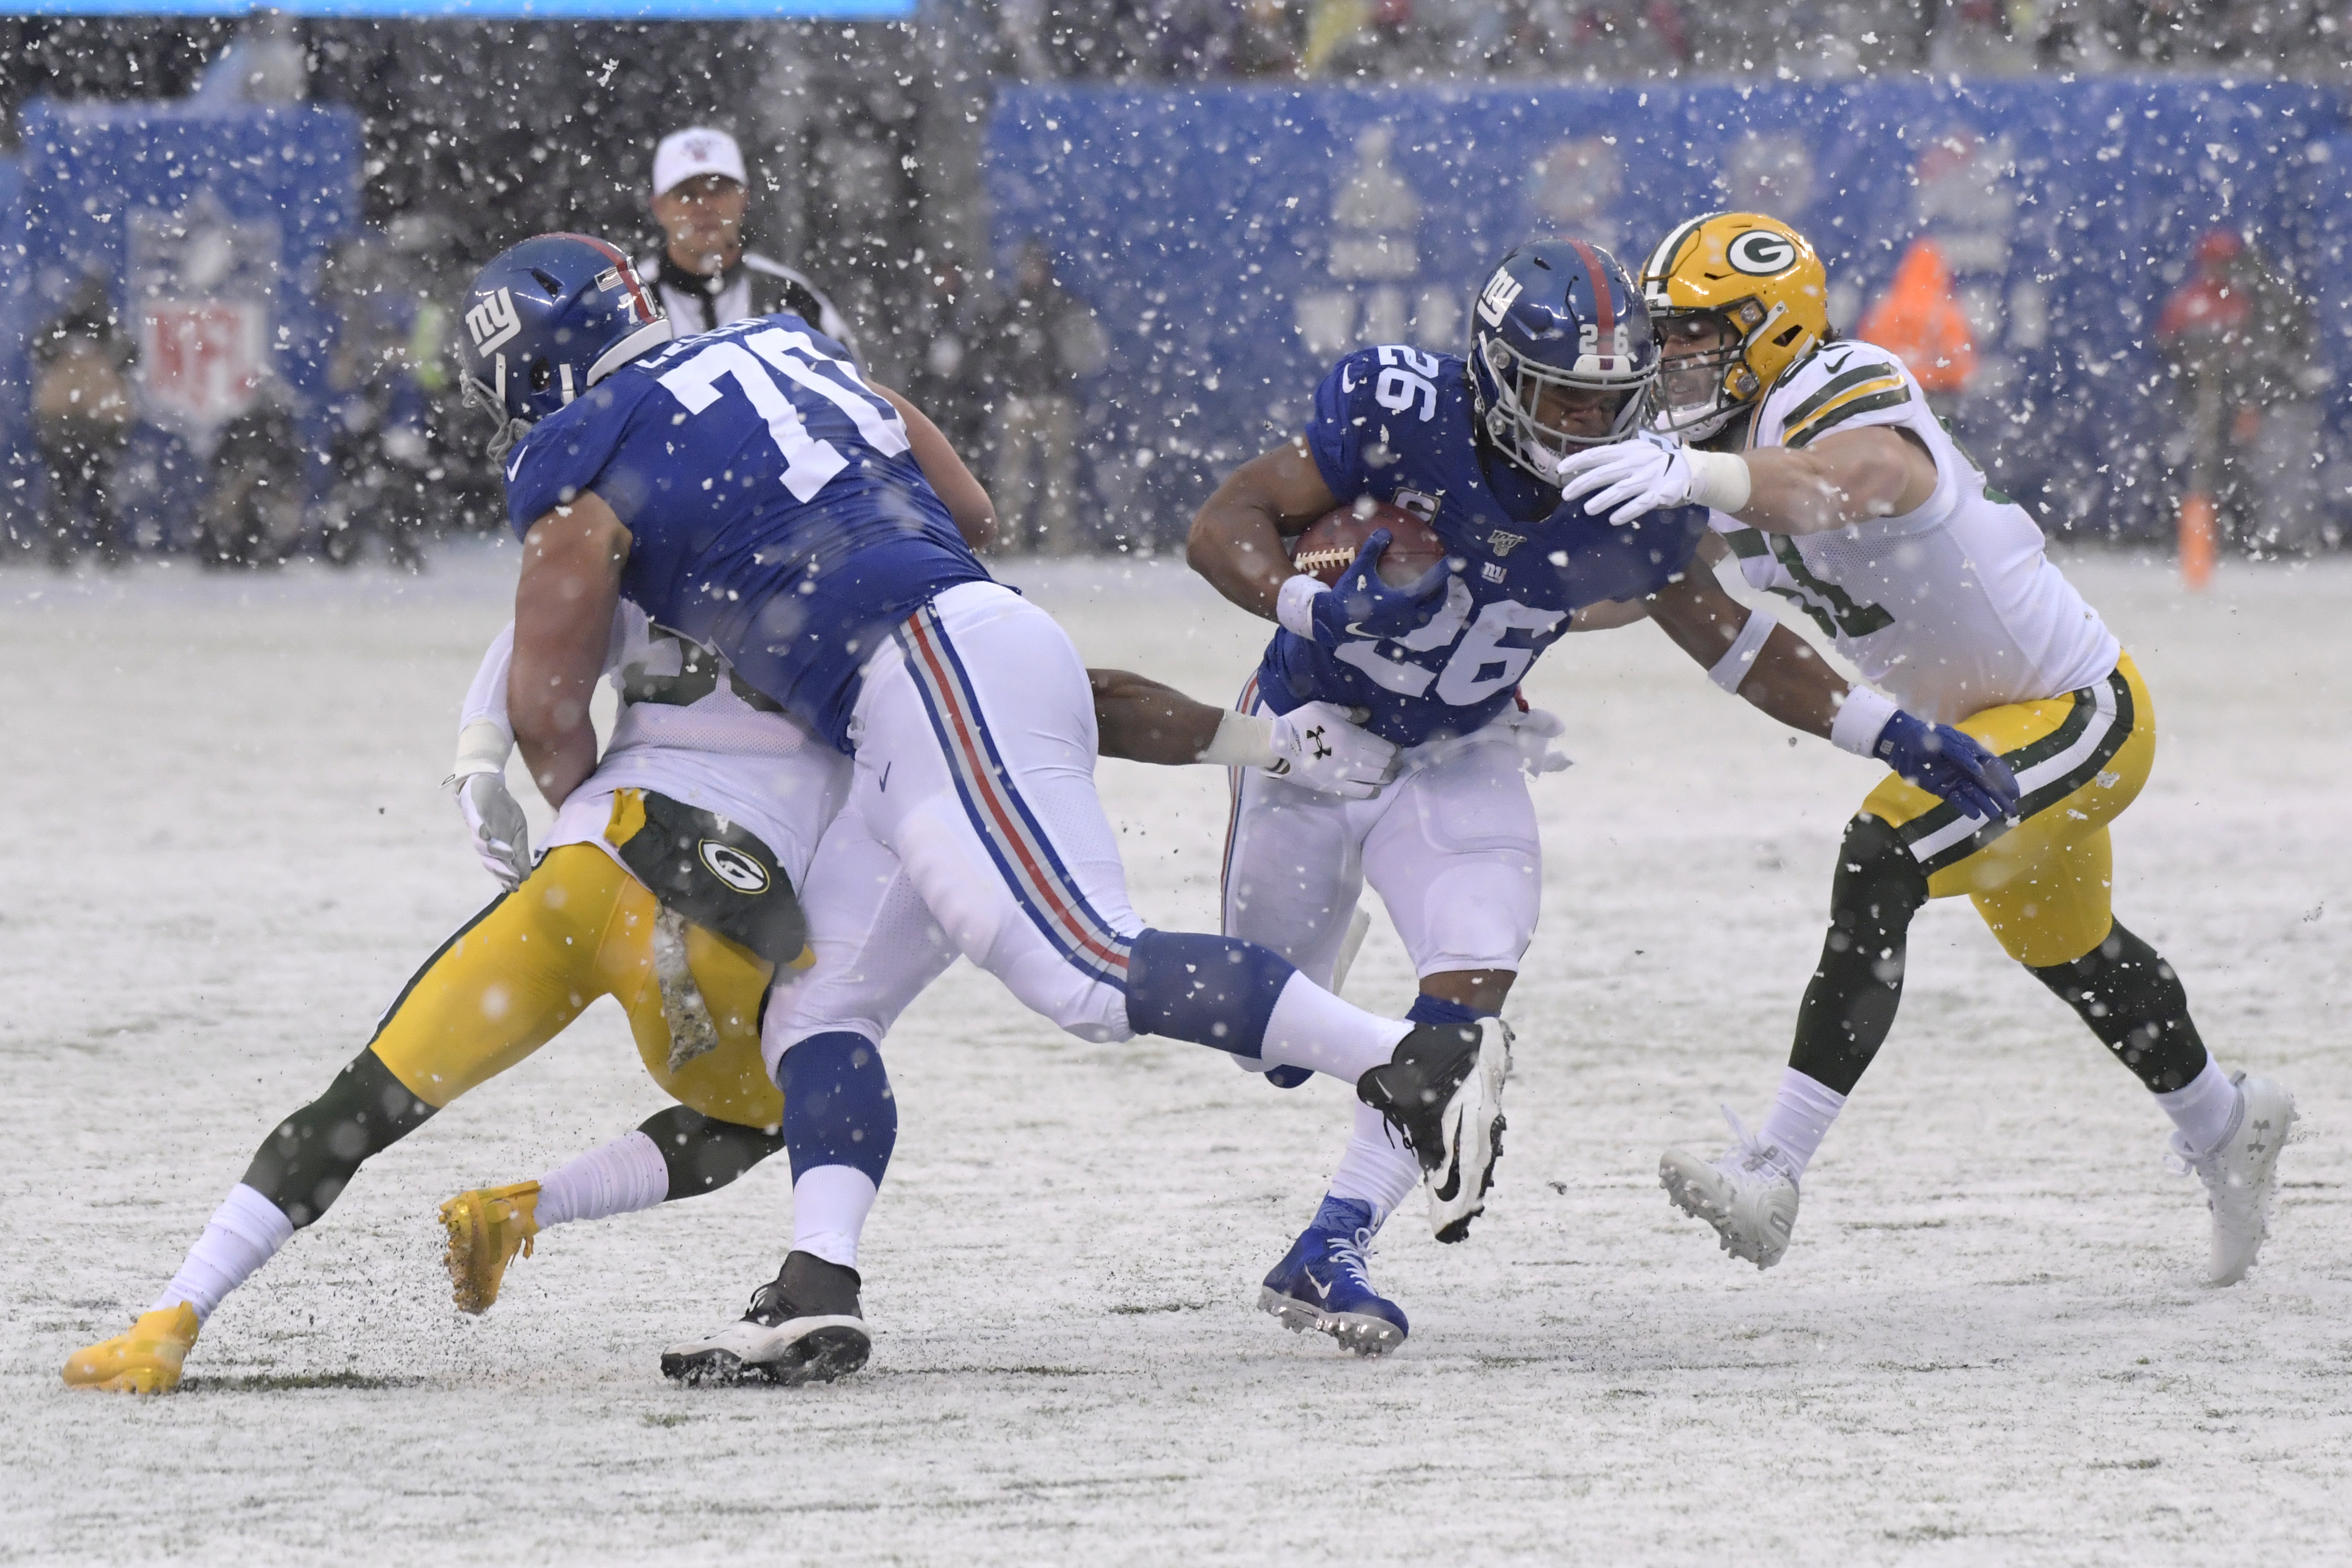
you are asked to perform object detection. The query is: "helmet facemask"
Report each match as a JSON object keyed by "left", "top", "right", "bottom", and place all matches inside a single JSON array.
[
  {"left": 1475, "top": 334, "right": 1655, "bottom": 481},
  {"left": 1648, "top": 300, "right": 1772, "bottom": 443},
  {"left": 459, "top": 358, "right": 535, "bottom": 460}
]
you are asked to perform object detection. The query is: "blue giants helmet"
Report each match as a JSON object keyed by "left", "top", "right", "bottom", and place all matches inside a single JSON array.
[
  {"left": 456, "top": 233, "right": 672, "bottom": 456},
  {"left": 1466, "top": 238, "right": 1659, "bottom": 481}
]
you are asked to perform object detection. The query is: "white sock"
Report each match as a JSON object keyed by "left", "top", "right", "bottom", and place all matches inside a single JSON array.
[
  {"left": 2156, "top": 1056, "right": 2239, "bottom": 1156},
  {"left": 1257, "top": 974, "right": 1414, "bottom": 1081},
  {"left": 1758, "top": 1067, "right": 1848, "bottom": 1178},
  {"left": 152, "top": 1183, "right": 294, "bottom": 1323},
  {"left": 535, "top": 1129, "right": 671, "bottom": 1229},
  {"left": 1325, "top": 1100, "right": 1422, "bottom": 1227},
  {"left": 792, "top": 1165, "right": 879, "bottom": 1271}
]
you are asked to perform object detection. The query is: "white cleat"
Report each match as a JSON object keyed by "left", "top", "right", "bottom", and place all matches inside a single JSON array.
[
  {"left": 2171, "top": 1072, "right": 2296, "bottom": 1287},
  {"left": 1357, "top": 1017, "right": 1513, "bottom": 1244},
  {"left": 1660, "top": 1107, "right": 1801, "bottom": 1270}
]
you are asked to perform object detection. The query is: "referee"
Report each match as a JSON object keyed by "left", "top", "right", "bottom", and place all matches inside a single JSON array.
[{"left": 638, "top": 126, "right": 857, "bottom": 355}]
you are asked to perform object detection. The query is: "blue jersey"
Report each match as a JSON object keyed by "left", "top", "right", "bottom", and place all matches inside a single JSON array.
[
  {"left": 1257, "top": 345, "right": 1709, "bottom": 747},
  {"left": 503, "top": 313, "right": 990, "bottom": 750}
]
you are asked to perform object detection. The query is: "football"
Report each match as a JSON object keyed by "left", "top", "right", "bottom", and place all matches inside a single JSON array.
[{"left": 1291, "top": 497, "right": 1449, "bottom": 587}]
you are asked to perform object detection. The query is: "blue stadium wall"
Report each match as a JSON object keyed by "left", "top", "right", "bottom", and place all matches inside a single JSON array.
[{"left": 987, "top": 78, "right": 2352, "bottom": 551}]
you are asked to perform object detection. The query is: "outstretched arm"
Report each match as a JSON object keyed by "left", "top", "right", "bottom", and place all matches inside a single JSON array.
[
  {"left": 1557, "top": 425, "right": 1939, "bottom": 538},
  {"left": 1090, "top": 667, "right": 1224, "bottom": 764},
  {"left": 1186, "top": 438, "right": 1339, "bottom": 619},
  {"left": 1088, "top": 666, "right": 1396, "bottom": 797},
  {"left": 1647, "top": 568, "right": 1843, "bottom": 737},
  {"left": 511, "top": 493, "right": 630, "bottom": 807}
]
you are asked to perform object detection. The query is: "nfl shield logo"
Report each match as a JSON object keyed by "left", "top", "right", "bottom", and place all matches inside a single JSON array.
[
  {"left": 139, "top": 301, "right": 266, "bottom": 429},
  {"left": 129, "top": 192, "right": 282, "bottom": 447}
]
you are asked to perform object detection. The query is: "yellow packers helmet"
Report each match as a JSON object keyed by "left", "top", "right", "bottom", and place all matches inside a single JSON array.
[{"left": 1637, "top": 212, "right": 1829, "bottom": 441}]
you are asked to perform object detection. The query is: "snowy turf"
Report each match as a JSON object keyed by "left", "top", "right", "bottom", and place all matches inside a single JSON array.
[{"left": 4, "top": 542, "right": 2346, "bottom": 1565}]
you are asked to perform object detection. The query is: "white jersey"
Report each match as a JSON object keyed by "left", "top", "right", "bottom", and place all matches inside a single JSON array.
[
  {"left": 461, "top": 603, "right": 849, "bottom": 886},
  {"left": 1713, "top": 339, "right": 2119, "bottom": 724}
]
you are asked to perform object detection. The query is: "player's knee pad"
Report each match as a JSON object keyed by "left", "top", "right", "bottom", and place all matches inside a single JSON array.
[
  {"left": 1124, "top": 928, "right": 1294, "bottom": 1056},
  {"left": 1828, "top": 813, "right": 1929, "bottom": 948},
  {"left": 239, "top": 1049, "right": 437, "bottom": 1228},
  {"left": 635, "top": 1104, "right": 787, "bottom": 1201},
  {"left": 777, "top": 1031, "right": 897, "bottom": 1184}
]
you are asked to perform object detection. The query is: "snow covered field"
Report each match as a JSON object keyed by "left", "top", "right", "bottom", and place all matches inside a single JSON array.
[{"left": 3, "top": 543, "right": 2346, "bottom": 1566}]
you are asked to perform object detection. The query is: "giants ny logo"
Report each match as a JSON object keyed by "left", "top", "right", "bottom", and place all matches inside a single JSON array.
[
  {"left": 466, "top": 287, "right": 522, "bottom": 353},
  {"left": 1475, "top": 269, "right": 1524, "bottom": 328}
]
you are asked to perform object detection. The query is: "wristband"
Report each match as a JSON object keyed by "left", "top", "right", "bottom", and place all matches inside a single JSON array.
[
  {"left": 1829, "top": 686, "right": 1900, "bottom": 757},
  {"left": 1706, "top": 606, "right": 1777, "bottom": 695},
  {"left": 1275, "top": 571, "right": 1327, "bottom": 640},
  {"left": 449, "top": 720, "right": 514, "bottom": 782},
  {"left": 1196, "top": 710, "right": 1278, "bottom": 769},
  {"left": 1685, "top": 449, "right": 1753, "bottom": 514}
]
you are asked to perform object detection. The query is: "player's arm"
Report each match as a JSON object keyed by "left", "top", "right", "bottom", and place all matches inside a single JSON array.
[
  {"left": 1647, "top": 568, "right": 1841, "bottom": 737},
  {"left": 1187, "top": 437, "right": 1340, "bottom": 619},
  {"left": 1557, "top": 427, "right": 1937, "bottom": 537},
  {"left": 878, "top": 384, "right": 995, "bottom": 552},
  {"left": 511, "top": 493, "right": 631, "bottom": 808},
  {"left": 1719, "top": 426, "right": 1938, "bottom": 538},
  {"left": 1647, "top": 565, "right": 2022, "bottom": 821},
  {"left": 1088, "top": 666, "right": 1395, "bottom": 796},
  {"left": 1090, "top": 667, "right": 1222, "bottom": 764}
]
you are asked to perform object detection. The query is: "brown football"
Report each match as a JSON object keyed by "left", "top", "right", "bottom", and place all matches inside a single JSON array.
[{"left": 1292, "top": 498, "right": 1448, "bottom": 587}]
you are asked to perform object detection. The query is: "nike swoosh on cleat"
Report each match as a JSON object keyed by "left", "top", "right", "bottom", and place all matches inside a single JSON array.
[{"left": 1304, "top": 1269, "right": 1336, "bottom": 1304}]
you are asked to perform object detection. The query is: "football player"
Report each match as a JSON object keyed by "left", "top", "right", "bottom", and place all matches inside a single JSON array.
[
  {"left": 1186, "top": 237, "right": 2020, "bottom": 1354},
  {"left": 453, "top": 233, "right": 1504, "bottom": 1387},
  {"left": 59, "top": 270, "right": 1367, "bottom": 1393},
  {"left": 1555, "top": 211, "right": 2294, "bottom": 1284}
]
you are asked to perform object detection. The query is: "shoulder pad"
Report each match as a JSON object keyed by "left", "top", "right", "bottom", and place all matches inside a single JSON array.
[{"left": 1762, "top": 341, "right": 1916, "bottom": 450}]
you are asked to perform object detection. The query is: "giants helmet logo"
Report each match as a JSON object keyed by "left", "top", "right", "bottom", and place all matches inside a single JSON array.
[{"left": 465, "top": 287, "right": 522, "bottom": 353}]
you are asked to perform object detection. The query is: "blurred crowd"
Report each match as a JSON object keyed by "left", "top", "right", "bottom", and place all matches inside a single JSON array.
[
  {"left": 994, "top": 1, "right": 2343, "bottom": 81},
  {"left": 0, "top": 2, "right": 2341, "bottom": 568}
]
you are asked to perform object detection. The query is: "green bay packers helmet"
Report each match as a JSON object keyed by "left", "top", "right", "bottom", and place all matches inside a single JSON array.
[{"left": 1637, "top": 212, "right": 1828, "bottom": 441}]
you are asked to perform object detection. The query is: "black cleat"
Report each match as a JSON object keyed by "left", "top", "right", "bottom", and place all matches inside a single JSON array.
[
  {"left": 660, "top": 1251, "right": 870, "bottom": 1387},
  {"left": 1355, "top": 1018, "right": 1512, "bottom": 1243}
]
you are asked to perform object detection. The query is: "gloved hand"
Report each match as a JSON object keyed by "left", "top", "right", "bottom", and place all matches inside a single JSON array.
[
  {"left": 1307, "top": 529, "right": 1453, "bottom": 647},
  {"left": 1873, "top": 711, "right": 2020, "bottom": 824},
  {"left": 1505, "top": 705, "right": 1572, "bottom": 777},
  {"left": 1265, "top": 701, "right": 1399, "bottom": 798},
  {"left": 1552, "top": 431, "right": 1696, "bottom": 526},
  {"left": 453, "top": 769, "right": 533, "bottom": 888}
]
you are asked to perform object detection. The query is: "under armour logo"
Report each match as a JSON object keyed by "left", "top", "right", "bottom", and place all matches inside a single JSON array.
[
  {"left": 466, "top": 287, "right": 521, "bottom": 353},
  {"left": 1476, "top": 269, "right": 1524, "bottom": 328},
  {"left": 1303, "top": 725, "right": 1334, "bottom": 761}
]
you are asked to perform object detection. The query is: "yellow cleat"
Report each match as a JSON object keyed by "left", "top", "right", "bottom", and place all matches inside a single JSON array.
[
  {"left": 439, "top": 1181, "right": 541, "bottom": 1315},
  {"left": 63, "top": 1303, "right": 200, "bottom": 1394}
]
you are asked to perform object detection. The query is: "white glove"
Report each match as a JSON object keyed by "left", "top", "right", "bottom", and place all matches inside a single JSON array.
[
  {"left": 453, "top": 770, "right": 532, "bottom": 889},
  {"left": 1265, "top": 702, "right": 1399, "bottom": 799},
  {"left": 1552, "top": 431, "right": 1696, "bottom": 525},
  {"left": 1505, "top": 706, "right": 1573, "bottom": 776}
]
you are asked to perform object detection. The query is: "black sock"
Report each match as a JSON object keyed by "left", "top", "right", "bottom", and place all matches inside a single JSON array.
[
  {"left": 240, "top": 1049, "right": 436, "bottom": 1228},
  {"left": 637, "top": 1104, "right": 787, "bottom": 1202},
  {"left": 1788, "top": 814, "right": 1929, "bottom": 1097},
  {"left": 2028, "top": 921, "right": 2209, "bottom": 1093}
]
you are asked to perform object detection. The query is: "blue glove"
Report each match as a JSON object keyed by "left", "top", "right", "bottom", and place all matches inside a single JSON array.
[
  {"left": 1308, "top": 529, "right": 1453, "bottom": 648},
  {"left": 1874, "top": 711, "right": 2021, "bottom": 824}
]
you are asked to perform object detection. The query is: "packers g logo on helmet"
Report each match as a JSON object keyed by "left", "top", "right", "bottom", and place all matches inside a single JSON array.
[
  {"left": 1725, "top": 229, "right": 1799, "bottom": 277},
  {"left": 1638, "top": 212, "right": 1829, "bottom": 442}
]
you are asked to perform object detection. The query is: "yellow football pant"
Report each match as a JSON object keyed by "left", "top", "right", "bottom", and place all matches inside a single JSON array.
[
  {"left": 1860, "top": 654, "right": 2155, "bottom": 970},
  {"left": 367, "top": 843, "right": 782, "bottom": 1129}
]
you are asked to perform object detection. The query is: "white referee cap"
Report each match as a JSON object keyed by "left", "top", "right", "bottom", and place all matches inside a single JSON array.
[{"left": 652, "top": 127, "right": 747, "bottom": 197}]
